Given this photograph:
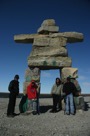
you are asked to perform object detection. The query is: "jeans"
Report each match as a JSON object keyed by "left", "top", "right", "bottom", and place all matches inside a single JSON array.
[
  {"left": 65, "top": 93, "right": 75, "bottom": 114},
  {"left": 37, "top": 98, "right": 40, "bottom": 114},
  {"left": 27, "top": 99, "right": 37, "bottom": 112}
]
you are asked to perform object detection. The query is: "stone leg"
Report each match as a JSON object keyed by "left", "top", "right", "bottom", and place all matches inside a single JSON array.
[
  {"left": 74, "top": 96, "right": 85, "bottom": 110},
  {"left": 23, "top": 67, "right": 41, "bottom": 94}
]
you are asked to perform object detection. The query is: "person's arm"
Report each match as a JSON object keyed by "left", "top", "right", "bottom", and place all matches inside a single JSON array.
[
  {"left": 51, "top": 85, "right": 54, "bottom": 95},
  {"left": 60, "top": 84, "right": 66, "bottom": 97},
  {"left": 8, "top": 81, "right": 13, "bottom": 92},
  {"left": 13, "top": 82, "right": 19, "bottom": 95},
  {"left": 72, "top": 83, "right": 77, "bottom": 96},
  {"left": 63, "top": 84, "right": 66, "bottom": 93}
]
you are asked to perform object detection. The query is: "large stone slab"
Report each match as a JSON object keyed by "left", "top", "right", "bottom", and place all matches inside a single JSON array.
[
  {"left": 33, "top": 37, "right": 50, "bottom": 46},
  {"left": 23, "top": 67, "right": 40, "bottom": 94},
  {"left": 33, "top": 37, "right": 67, "bottom": 47},
  {"left": 23, "top": 82, "right": 30, "bottom": 94},
  {"left": 49, "top": 37, "right": 67, "bottom": 47},
  {"left": 30, "top": 46, "right": 68, "bottom": 57},
  {"left": 74, "top": 96, "right": 85, "bottom": 110},
  {"left": 28, "top": 56, "right": 72, "bottom": 69},
  {"left": 14, "top": 31, "right": 83, "bottom": 44},
  {"left": 14, "top": 34, "right": 49, "bottom": 43},
  {"left": 37, "top": 26, "right": 59, "bottom": 34},
  {"left": 37, "top": 19, "right": 59, "bottom": 34},
  {"left": 41, "top": 19, "right": 56, "bottom": 26},
  {"left": 50, "top": 32, "right": 84, "bottom": 43},
  {"left": 25, "top": 67, "right": 40, "bottom": 82}
]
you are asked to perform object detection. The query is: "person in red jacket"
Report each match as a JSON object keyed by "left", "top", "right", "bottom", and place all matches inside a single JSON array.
[{"left": 27, "top": 80, "right": 38, "bottom": 115}]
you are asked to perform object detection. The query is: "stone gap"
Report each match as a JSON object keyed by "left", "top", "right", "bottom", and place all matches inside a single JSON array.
[{"left": 40, "top": 69, "right": 60, "bottom": 94}]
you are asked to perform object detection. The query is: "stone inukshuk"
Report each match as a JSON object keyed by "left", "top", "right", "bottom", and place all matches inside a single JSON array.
[{"left": 14, "top": 19, "right": 84, "bottom": 95}]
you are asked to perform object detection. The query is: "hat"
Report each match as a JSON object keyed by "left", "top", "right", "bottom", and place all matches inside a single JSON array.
[
  {"left": 14, "top": 75, "right": 19, "bottom": 79},
  {"left": 67, "top": 77, "right": 70, "bottom": 81}
]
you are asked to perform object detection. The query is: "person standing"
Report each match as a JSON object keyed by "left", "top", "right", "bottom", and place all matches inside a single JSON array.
[
  {"left": 7, "top": 75, "right": 19, "bottom": 117},
  {"left": 63, "top": 77, "right": 76, "bottom": 115},
  {"left": 27, "top": 80, "right": 38, "bottom": 115},
  {"left": 50, "top": 78, "right": 62, "bottom": 113}
]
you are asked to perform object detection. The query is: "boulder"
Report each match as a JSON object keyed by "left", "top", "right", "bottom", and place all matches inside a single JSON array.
[
  {"left": 30, "top": 46, "right": 68, "bottom": 57},
  {"left": 41, "top": 19, "right": 56, "bottom": 26},
  {"left": 74, "top": 96, "right": 85, "bottom": 110},
  {"left": 28, "top": 56, "right": 72, "bottom": 69},
  {"left": 37, "top": 19, "right": 59, "bottom": 34},
  {"left": 14, "top": 34, "right": 48, "bottom": 43},
  {"left": 61, "top": 67, "right": 78, "bottom": 80},
  {"left": 37, "top": 26, "right": 59, "bottom": 34},
  {"left": 33, "top": 37, "right": 67, "bottom": 47},
  {"left": 25, "top": 67, "right": 40, "bottom": 82}
]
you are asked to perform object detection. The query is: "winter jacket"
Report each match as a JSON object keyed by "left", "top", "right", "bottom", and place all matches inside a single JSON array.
[
  {"left": 51, "top": 83, "right": 63, "bottom": 95},
  {"left": 8, "top": 80, "right": 19, "bottom": 95},
  {"left": 27, "top": 81, "right": 37, "bottom": 99},
  {"left": 63, "top": 82, "right": 76, "bottom": 95}
]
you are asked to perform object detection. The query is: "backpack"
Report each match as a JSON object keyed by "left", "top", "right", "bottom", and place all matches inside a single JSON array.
[{"left": 19, "top": 95, "right": 28, "bottom": 113}]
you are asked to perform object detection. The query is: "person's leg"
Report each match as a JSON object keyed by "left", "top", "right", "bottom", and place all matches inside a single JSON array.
[
  {"left": 33, "top": 100, "right": 37, "bottom": 111},
  {"left": 50, "top": 94, "right": 56, "bottom": 112},
  {"left": 65, "top": 95, "right": 70, "bottom": 114},
  {"left": 53, "top": 94, "right": 57, "bottom": 112},
  {"left": 32, "top": 100, "right": 37, "bottom": 115},
  {"left": 12, "top": 95, "right": 16, "bottom": 114},
  {"left": 69, "top": 93, "right": 75, "bottom": 114},
  {"left": 52, "top": 94, "right": 55, "bottom": 111},
  {"left": 37, "top": 98, "right": 40, "bottom": 114},
  {"left": 7, "top": 93, "right": 14, "bottom": 116},
  {"left": 7, "top": 94, "right": 11, "bottom": 116},
  {"left": 27, "top": 99, "right": 33, "bottom": 111},
  {"left": 57, "top": 95, "right": 62, "bottom": 111}
]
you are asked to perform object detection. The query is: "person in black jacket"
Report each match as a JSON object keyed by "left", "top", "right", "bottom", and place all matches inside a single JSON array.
[
  {"left": 7, "top": 75, "right": 19, "bottom": 117},
  {"left": 63, "top": 77, "right": 76, "bottom": 115}
]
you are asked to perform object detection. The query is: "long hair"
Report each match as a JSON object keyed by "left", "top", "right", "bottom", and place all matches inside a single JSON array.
[{"left": 56, "top": 77, "right": 61, "bottom": 84}]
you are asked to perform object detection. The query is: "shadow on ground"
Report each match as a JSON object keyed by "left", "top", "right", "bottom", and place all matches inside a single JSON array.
[
  {"left": 39, "top": 101, "right": 90, "bottom": 113},
  {"left": 40, "top": 105, "right": 53, "bottom": 113}
]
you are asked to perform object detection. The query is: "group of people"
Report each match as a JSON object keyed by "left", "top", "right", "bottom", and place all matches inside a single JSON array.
[
  {"left": 7, "top": 74, "right": 80, "bottom": 117},
  {"left": 7, "top": 75, "right": 40, "bottom": 117},
  {"left": 50, "top": 77, "right": 77, "bottom": 115}
]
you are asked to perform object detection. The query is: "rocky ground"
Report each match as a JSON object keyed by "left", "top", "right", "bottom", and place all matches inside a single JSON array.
[{"left": 0, "top": 97, "right": 90, "bottom": 136}]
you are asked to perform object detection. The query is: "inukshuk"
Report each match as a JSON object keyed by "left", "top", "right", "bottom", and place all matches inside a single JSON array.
[{"left": 14, "top": 19, "right": 84, "bottom": 95}]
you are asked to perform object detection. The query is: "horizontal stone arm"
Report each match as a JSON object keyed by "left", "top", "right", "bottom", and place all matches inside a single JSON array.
[
  {"left": 14, "top": 32, "right": 84, "bottom": 44},
  {"left": 14, "top": 34, "right": 49, "bottom": 43},
  {"left": 50, "top": 32, "right": 84, "bottom": 43}
]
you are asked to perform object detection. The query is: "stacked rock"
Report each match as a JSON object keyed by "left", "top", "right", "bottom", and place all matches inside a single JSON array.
[
  {"left": 23, "top": 67, "right": 40, "bottom": 94},
  {"left": 28, "top": 19, "right": 71, "bottom": 69},
  {"left": 14, "top": 19, "right": 84, "bottom": 110},
  {"left": 61, "top": 67, "right": 78, "bottom": 82},
  {"left": 14, "top": 19, "right": 83, "bottom": 70}
]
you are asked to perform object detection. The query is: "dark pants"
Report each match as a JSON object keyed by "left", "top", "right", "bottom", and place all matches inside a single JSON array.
[
  {"left": 52, "top": 94, "right": 61, "bottom": 111},
  {"left": 7, "top": 93, "right": 17, "bottom": 115}
]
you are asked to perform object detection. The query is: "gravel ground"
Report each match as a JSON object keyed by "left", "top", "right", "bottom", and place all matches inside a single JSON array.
[{"left": 0, "top": 97, "right": 90, "bottom": 136}]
